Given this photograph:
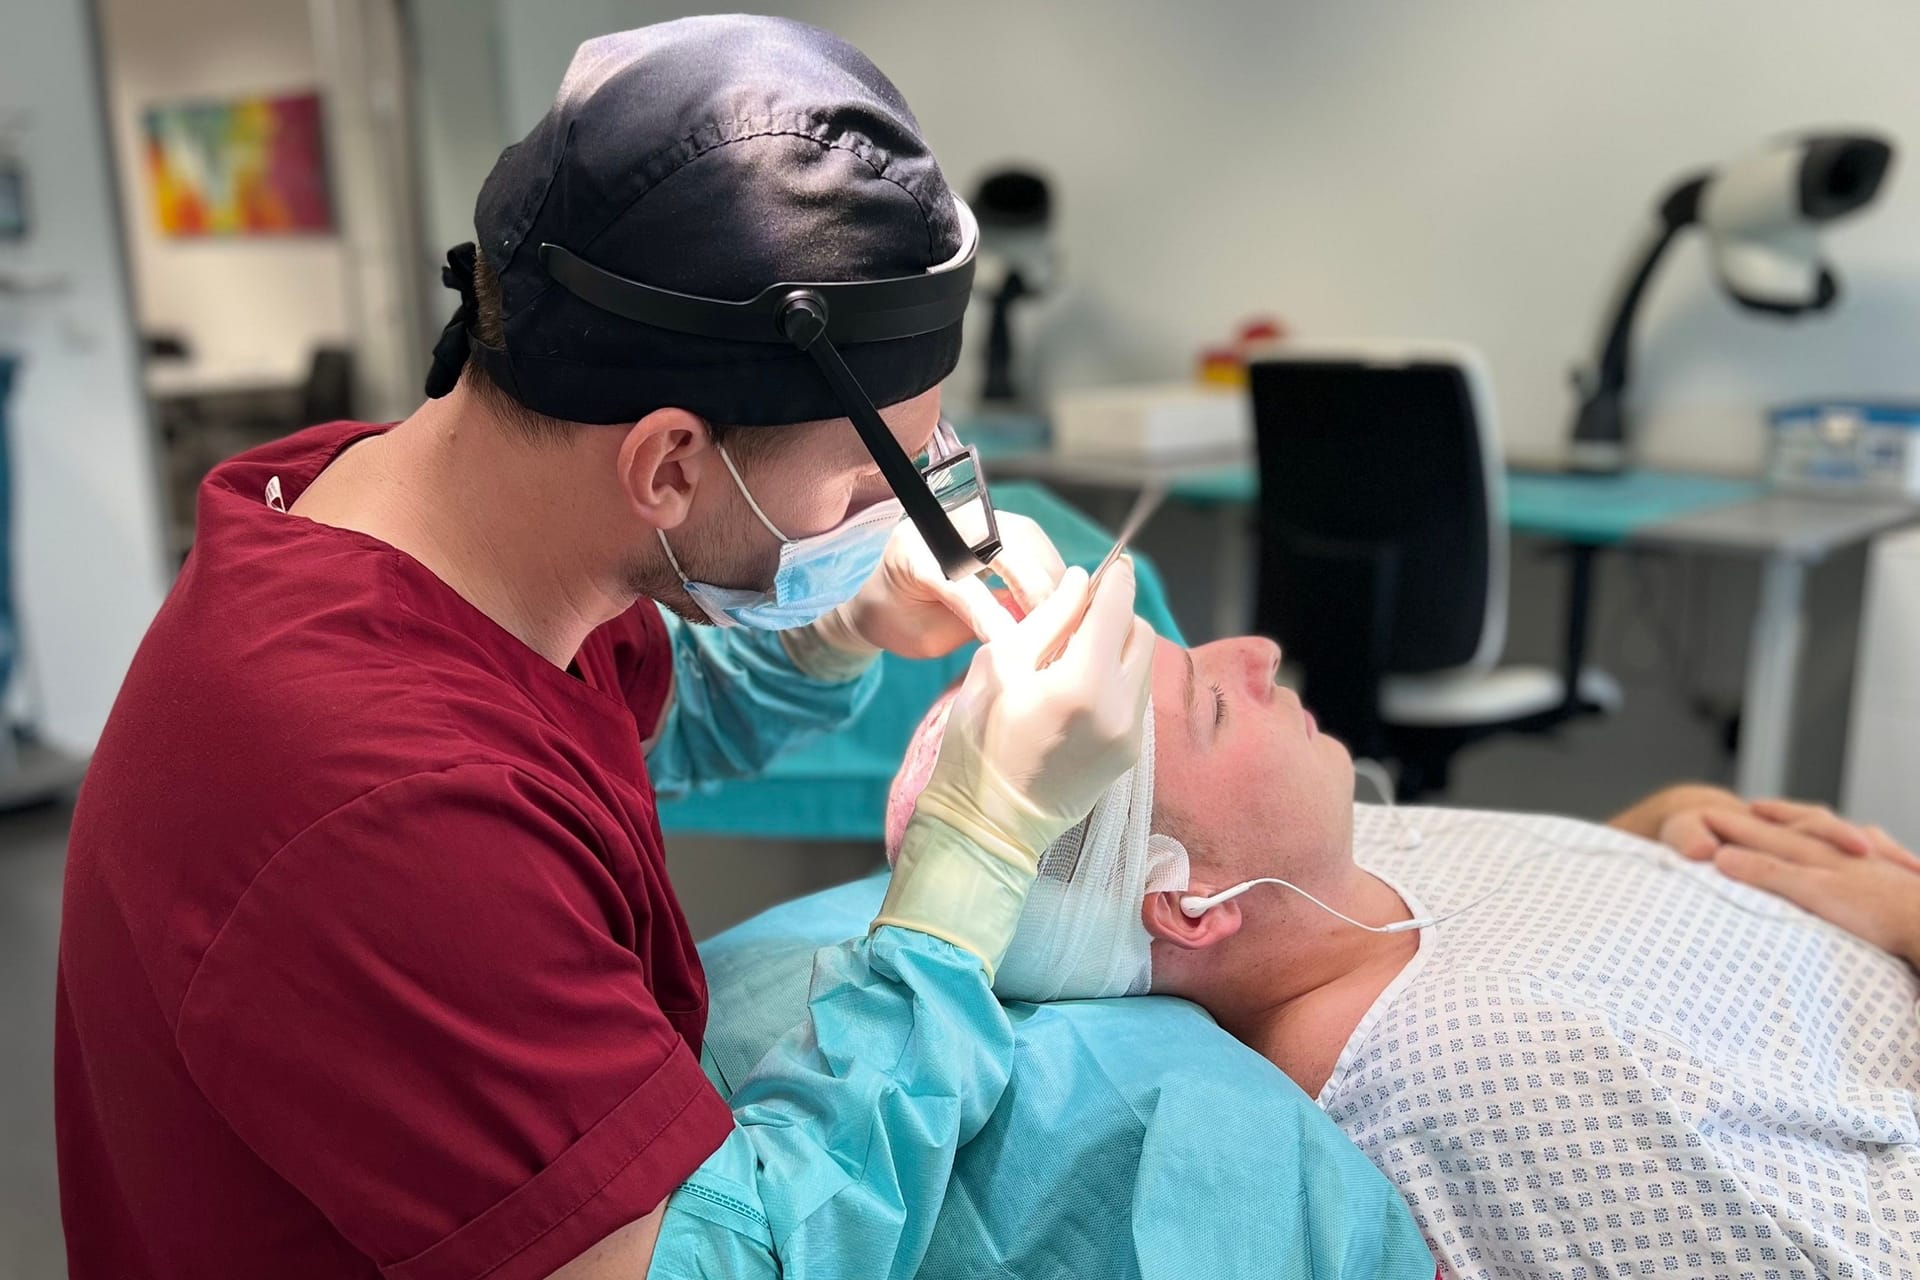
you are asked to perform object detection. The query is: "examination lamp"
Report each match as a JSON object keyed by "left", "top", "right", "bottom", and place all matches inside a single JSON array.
[
  {"left": 539, "top": 199, "right": 1002, "bottom": 580},
  {"left": 1568, "top": 132, "right": 1895, "bottom": 473},
  {"left": 973, "top": 167, "right": 1056, "bottom": 405}
]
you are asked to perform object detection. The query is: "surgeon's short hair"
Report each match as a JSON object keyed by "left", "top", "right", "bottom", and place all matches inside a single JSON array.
[{"left": 465, "top": 245, "right": 776, "bottom": 459}]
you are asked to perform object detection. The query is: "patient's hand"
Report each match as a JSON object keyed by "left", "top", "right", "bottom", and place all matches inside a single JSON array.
[
  {"left": 1709, "top": 820, "right": 1920, "bottom": 967},
  {"left": 1616, "top": 789, "right": 1920, "bottom": 962},
  {"left": 1662, "top": 796, "right": 1920, "bottom": 873}
]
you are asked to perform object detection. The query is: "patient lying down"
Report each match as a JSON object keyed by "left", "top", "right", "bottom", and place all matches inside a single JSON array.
[{"left": 887, "top": 635, "right": 1920, "bottom": 1280}]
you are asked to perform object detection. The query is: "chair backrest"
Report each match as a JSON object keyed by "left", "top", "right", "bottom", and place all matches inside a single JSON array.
[
  {"left": 141, "top": 332, "right": 191, "bottom": 361},
  {"left": 1249, "top": 342, "right": 1507, "bottom": 677},
  {"left": 0, "top": 355, "right": 15, "bottom": 705},
  {"left": 299, "top": 346, "right": 356, "bottom": 427}
]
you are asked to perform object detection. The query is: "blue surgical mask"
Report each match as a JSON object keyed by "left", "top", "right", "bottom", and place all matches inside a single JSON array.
[{"left": 659, "top": 445, "right": 902, "bottom": 629}]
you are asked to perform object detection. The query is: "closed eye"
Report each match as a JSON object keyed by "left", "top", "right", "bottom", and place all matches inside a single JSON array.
[{"left": 1210, "top": 681, "right": 1227, "bottom": 728}]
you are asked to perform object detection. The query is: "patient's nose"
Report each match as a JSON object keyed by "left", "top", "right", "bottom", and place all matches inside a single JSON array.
[{"left": 1233, "top": 638, "right": 1282, "bottom": 701}]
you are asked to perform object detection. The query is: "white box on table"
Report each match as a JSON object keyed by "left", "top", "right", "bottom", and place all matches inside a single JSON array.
[
  {"left": 1048, "top": 383, "right": 1250, "bottom": 458},
  {"left": 1768, "top": 401, "right": 1920, "bottom": 499}
]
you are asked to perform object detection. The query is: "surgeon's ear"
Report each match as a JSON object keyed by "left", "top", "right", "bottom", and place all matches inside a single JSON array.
[
  {"left": 620, "top": 407, "right": 715, "bottom": 530},
  {"left": 1142, "top": 891, "right": 1241, "bottom": 951}
]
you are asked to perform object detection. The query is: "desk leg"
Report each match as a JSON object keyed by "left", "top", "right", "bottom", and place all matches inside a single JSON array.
[
  {"left": 1212, "top": 505, "right": 1249, "bottom": 640},
  {"left": 1561, "top": 543, "right": 1596, "bottom": 711},
  {"left": 1736, "top": 553, "right": 1806, "bottom": 797}
]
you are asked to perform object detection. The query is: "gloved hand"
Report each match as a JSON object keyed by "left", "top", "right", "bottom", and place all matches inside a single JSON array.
[
  {"left": 873, "top": 558, "right": 1157, "bottom": 973},
  {"left": 806, "top": 512, "right": 1068, "bottom": 661}
]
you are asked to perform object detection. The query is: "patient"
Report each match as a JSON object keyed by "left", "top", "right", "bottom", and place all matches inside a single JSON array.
[{"left": 888, "top": 635, "right": 1920, "bottom": 1280}]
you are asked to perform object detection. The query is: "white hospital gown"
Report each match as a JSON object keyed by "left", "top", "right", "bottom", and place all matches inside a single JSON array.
[{"left": 1321, "top": 804, "right": 1920, "bottom": 1280}]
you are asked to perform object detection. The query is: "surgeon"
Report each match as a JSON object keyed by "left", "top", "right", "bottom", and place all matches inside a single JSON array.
[{"left": 55, "top": 17, "right": 1154, "bottom": 1280}]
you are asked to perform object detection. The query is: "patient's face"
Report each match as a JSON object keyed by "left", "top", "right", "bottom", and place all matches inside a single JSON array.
[
  {"left": 1147, "top": 635, "right": 1356, "bottom": 891},
  {"left": 887, "top": 632, "right": 1357, "bottom": 896}
]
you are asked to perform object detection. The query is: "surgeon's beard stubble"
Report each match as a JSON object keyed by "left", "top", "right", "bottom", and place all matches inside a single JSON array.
[{"left": 623, "top": 485, "right": 783, "bottom": 627}]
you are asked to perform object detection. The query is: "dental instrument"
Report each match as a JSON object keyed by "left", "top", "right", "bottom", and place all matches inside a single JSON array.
[{"left": 1039, "top": 484, "right": 1165, "bottom": 668}]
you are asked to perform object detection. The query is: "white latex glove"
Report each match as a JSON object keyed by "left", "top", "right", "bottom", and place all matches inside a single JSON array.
[
  {"left": 807, "top": 513, "right": 1068, "bottom": 661},
  {"left": 873, "top": 557, "right": 1157, "bottom": 973}
]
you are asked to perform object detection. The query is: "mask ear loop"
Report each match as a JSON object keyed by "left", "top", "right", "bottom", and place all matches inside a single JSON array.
[
  {"left": 715, "top": 444, "right": 792, "bottom": 542},
  {"left": 656, "top": 528, "right": 695, "bottom": 583},
  {"left": 656, "top": 442, "right": 790, "bottom": 608}
]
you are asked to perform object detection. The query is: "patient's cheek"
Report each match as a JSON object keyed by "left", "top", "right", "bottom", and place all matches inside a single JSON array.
[{"left": 885, "top": 692, "right": 960, "bottom": 860}]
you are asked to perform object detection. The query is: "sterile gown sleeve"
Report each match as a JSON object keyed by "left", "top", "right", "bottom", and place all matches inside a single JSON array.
[
  {"left": 648, "top": 925, "right": 1013, "bottom": 1277},
  {"left": 644, "top": 607, "right": 882, "bottom": 798}
]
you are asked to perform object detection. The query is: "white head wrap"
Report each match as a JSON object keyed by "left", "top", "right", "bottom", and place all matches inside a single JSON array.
[{"left": 886, "top": 698, "right": 1191, "bottom": 1001}]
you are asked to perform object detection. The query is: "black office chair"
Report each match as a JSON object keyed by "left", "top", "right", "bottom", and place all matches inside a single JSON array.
[
  {"left": 1249, "top": 343, "right": 1618, "bottom": 800},
  {"left": 141, "top": 332, "right": 192, "bottom": 362},
  {"left": 298, "top": 345, "right": 356, "bottom": 427}
]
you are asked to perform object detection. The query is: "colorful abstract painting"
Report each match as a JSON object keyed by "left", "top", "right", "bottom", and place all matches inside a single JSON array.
[{"left": 143, "top": 93, "right": 332, "bottom": 237}]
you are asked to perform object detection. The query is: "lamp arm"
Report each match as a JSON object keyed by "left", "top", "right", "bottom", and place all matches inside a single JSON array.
[{"left": 1568, "top": 175, "right": 1708, "bottom": 471}]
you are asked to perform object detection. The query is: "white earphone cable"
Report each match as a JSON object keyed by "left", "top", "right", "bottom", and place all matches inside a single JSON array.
[
  {"left": 1179, "top": 844, "right": 1570, "bottom": 932},
  {"left": 1180, "top": 791, "right": 1816, "bottom": 935}
]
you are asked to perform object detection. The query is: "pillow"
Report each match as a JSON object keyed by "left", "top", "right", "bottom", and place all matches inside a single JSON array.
[{"left": 699, "top": 874, "right": 1433, "bottom": 1280}]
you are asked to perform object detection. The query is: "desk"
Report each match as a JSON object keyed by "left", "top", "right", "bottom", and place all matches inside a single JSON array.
[
  {"left": 983, "top": 444, "right": 1920, "bottom": 797},
  {"left": 1632, "top": 494, "right": 1919, "bottom": 796},
  {"left": 144, "top": 361, "right": 305, "bottom": 399}
]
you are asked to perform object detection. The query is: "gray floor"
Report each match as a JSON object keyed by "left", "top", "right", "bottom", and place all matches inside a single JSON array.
[{"left": 1, "top": 801, "right": 72, "bottom": 1280}]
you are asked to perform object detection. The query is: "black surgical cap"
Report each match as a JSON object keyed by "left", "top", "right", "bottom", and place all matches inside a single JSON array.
[{"left": 426, "top": 15, "right": 965, "bottom": 427}]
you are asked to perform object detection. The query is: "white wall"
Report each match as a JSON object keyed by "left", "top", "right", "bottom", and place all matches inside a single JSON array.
[
  {"left": 470, "top": 0, "right": 1920, "bottom": 471},
  {"left": 311, "top": 0, "right": 432, "bottom": 421},
  {"left": 409, "top": 0, "right": 507, "bottom": 260},
  {"left": 99, "top": 0, "right": 349, "bottom": 383},
  {"left": 0, "top": 0, "right": 168, "bottom": 749}
]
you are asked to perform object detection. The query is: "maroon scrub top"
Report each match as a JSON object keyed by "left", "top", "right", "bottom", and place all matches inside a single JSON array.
[{"left": 56, "top": 421, "right": 735, "bottom": 1280}]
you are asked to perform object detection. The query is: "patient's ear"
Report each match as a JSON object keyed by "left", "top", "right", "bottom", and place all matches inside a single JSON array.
[{"left": 1142, "top": 892, "right": 1242, "bottom": 950}]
